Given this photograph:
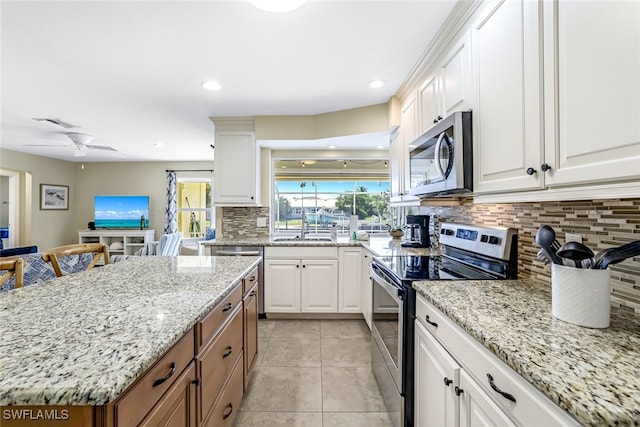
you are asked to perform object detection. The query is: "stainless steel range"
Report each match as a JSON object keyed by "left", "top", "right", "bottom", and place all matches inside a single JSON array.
[{"left": 370, "top": 222, "right": 518, "bottom": 427}]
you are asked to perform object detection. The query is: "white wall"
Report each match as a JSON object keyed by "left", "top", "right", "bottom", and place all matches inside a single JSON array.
[{"left": 0, "top": 176, "right": 8, "bottom": 227}]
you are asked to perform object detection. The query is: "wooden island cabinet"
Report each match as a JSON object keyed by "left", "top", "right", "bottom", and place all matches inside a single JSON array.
[{"left": 1, "top": 263, "right": 260, "bottom": 427}]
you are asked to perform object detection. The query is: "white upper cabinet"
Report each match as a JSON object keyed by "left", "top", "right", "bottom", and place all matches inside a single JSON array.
[
  {"left": 390, "top": 97, "right": 417, "bottom": 201},
  {"left": 419, "top": 30, "right": 472, "bottom": 136},
  {"left": 213, "top": 129, "right": 261, "bottom": 206},
  {"left": 542, "top": 0, "right": 640, "bottom": 187},
  {"left": 471, "top": 0, "right": 544, "bottom": 194}
]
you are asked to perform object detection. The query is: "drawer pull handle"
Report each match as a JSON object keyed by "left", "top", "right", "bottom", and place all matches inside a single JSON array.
[
  {"left": 152, "top": 362, "right": 176, "bottom": 387},
  {"left": 444, "top": 377, "right": 453, "bottom": 387},
  {"left": 249, "top": 276, "right": 256, "bottom": 282},
  {"left": 222, "top": 346, "right": 233, "bottom": 358},
  {"left": 249, "top": 291, "right": 257, "bottom": 297},
  {"left": 425, "top": 315, "right": 438, "bottom": 328},
  {"left": 222, "top": 302, "right": 233, "bottom": 312},
  {"left": 222, "top": 403, "right": 233, "bottom": 420},
  {"left": 487, "top": 374, "right": 516, "bottom": 403},
  {"left": 454, "top": 386, "right": 464, "bottom": 396}
]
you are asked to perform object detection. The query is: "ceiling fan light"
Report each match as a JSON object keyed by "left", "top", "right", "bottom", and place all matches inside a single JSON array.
[
  {"left": 74, "top": 148, "right": 87, "bottom": 157},
  {"left": 248, "top": 0, "right": 306, "bottom": 13}
]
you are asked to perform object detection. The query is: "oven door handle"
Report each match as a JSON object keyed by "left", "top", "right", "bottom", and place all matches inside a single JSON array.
[{"left": 371, "top": 268, "right": 404, "bottom": 304}]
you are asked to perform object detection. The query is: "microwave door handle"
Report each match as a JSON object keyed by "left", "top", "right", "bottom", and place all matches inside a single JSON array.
[{"left": 434, "top": 132, "right": 448, "bottom": 180}]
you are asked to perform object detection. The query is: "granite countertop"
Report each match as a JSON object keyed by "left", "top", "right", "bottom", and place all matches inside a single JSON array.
[
  {"left": 413, "top": 279, "right": 640, "bottom": 426},
  {"left": 201, "top": 235, "right": 433, "bottom": 257},
  {"left": 0, "top": 255, "right": 261, "bottom": 406}
]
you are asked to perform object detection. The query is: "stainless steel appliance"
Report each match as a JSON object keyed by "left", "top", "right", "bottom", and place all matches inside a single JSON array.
[
  {"left": 408, "top": 111, "right": 472, "bottom": 198},
  {"left": 401, "top": 215, "right": 430, "bottom": 248},
  {"left": 208, "top": 245, "right": 265, "bottom": 315},
  {"left": 371, "top": 223, "right": 518, "bottom": 427}
]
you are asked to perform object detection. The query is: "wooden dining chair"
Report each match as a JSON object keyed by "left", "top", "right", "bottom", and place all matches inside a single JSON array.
[
  {"left": 0, "top": 257, "right": 24, "bottom": 289},
  {"left": 42, "top": 243, "right": 110, "bottom": 277}
]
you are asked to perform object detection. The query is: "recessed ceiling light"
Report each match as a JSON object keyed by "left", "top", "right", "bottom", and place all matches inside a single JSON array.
[
  {"left": 201, "top": 81, "right": 222, "bottom": 91},
  {"left": 303, "top": 160, "right": 316, "bottom": 165},
  {"left": 327, "top": 145, "right": 337, "bottom": 149},
  {"left": 281, "top": 165, "right": 287, "bottom": 169},
  {"left": 249, "top": 0, "right": 306, "bottom": 13},
  {"left": 368, "top": 79, "right": 385, "bottom": 89},
  {"left": 376, "top": 145, "right": 385, "bottom": 149},
  {"left": 154, "top": 142, "right": 165, "bottom": 148}
]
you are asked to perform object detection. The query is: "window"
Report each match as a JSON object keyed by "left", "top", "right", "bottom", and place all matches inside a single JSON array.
[
  {"left": 177, "top": 177, "right": 213, "bottom": 238},
  {"left": 273, "top": 180, "right": 390, "bottom": 236}
]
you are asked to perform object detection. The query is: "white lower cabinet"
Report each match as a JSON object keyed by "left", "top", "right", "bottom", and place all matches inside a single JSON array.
[
  {"left": 338, "top": 248, "right": 362, "bottom": 313},
  {"left": 264, "top": 247, "right": 338, "bottom": 314},
  {"left": 415, "top": 294, "right": 579, "bottom": 427},
  {"left": 361, "top": 251, "right": 373, "bottom": 329}
]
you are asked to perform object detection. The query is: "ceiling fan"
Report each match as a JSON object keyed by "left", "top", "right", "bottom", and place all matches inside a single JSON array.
[{"left": 25, "top": 132, "right": 118, "bottom": 157}]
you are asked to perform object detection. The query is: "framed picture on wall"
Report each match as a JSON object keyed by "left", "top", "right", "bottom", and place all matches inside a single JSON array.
[{"left": 40, "top": 184, "right": 69, "bottom": 210}]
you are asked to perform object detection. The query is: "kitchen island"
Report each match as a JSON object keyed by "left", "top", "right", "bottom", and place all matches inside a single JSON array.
[
  {"left": 413, "top": 279, "right": 640, "bottom": 426},
  {"left": 0, "top": 255, "right": 261, "bottom": 426}
]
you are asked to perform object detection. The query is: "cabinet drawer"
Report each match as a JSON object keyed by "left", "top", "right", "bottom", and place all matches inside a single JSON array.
[
  {"left": 202, "top": 355, "right": 244, "bottom": 427},
  {"left": 265, "top": 246, "right": 337, "bottom": 259},
  {"left": 198, "top": 305, "right": 243, "bottom": 422},
  {"left": 415, "top": 294, "right": 459, "bottom": 347},
  {"left": 199, "top": 284, "right": 242, "bottom": 348},
  {"left": 116, "top": 328, "right": 195, "bottom": 427},
  {"left": 243, "top": 266, "right": 259, "bottom": 297}
]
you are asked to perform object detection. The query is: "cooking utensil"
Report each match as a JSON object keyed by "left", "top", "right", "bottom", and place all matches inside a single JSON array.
[
  {"left": 556, "top": 241, "right": 594, "bottom": 268},
  {"left": 535, "top": 225, "right": 563, "bottom": 265},
  {"left": 597, "top": 241, "right": 640, "bottom": 269},
  {"left": 537, "top": 249, "right": 553, "bottom": 265}
]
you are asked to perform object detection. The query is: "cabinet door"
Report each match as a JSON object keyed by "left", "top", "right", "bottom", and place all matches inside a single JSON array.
[
  {"left": 472, "top": 0, "right": 544, "bottom": 193},
  {"left": 543, "top": 0, "right": 640, "bottom": 187},
  {"left": 415, "top": 320, "right": 459, "bottom": 427},
  {"left": 243, "top": 282, "right": 259, "bottom": 389},
  {"left": 264, "top": 259, "right": 300, "bottom": 313},
  {"left": 339, "top": 248, "right": 362, "bottom": 313},
  {"left": 441, "top": 30, "right": 472, "bottom": 118},
  {"left": 458, "top": 370, "right": 516, "bottom": 427},
  {"left": 389, "top": 131, "right": 405, "bottom": 198},
  {"left": 213, "top": 131, "right": 258, "bottom": 205},
  {"left": 419, "top": 72, "right": 441, "bottom": 135},
  {"left": 139, "top": 362, "right": 197, "bottom": 427},
  {"left": 361, "top": 252, "right": 373, "bottom": 330},
  {"left": 400, "top": 96, "right": 418, "bottom": 194},
  {"left": 300, "top": 259, "right": 338, "bottom": 313}
]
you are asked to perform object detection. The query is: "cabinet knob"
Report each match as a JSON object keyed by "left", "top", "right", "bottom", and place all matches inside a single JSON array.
[
  {"left": 437, "top": 115, "right": 443, "bottom": 121},
  {"left": 540, "top": 163, "right": 551, "bottom": 172},
  {"left": 526, "top": 167, "right": 537, "bottom": 176},
  {"left": 250, "top": 196, "right": 254, "bottom": 200},
  {"left": 433, "top": 118, "right": 438, "bottom": 124},
  {"left": 454, "top": 386, "right": 464, "bottom": 396},
  {"left": 444, "top": 377, "right": 453, "bottom": 387}
]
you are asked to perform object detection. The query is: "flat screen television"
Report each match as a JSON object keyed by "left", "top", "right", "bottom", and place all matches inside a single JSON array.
[{"left": 94, "top": 195, "right": 150, "bottom": 229}]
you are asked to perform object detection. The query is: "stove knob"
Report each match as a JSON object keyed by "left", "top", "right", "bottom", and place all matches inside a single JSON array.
[
  {"left": 480, "top": 234, "right": 489, "bottom": 243},
  {"left": 441, "top": 228, "right": 454, "bottom": 236},
  {"left": 488, "top": 236, "right": 501, "bottom": 245}
]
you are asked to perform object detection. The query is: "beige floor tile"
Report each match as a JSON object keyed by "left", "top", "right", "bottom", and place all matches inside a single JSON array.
[
  {"left": 255, "top": 337, "right": 269, "bottom": 367},
  {"left": 321, "top": 320, "right": 370, "bottom": 339},
  {"left": 233, "top": 412, "right": 322, "bottom": 427},
  {"left": 322, "top": 367, "right": 387, "bottom": 412},
  {"left": 322, "top": 412, "right": 395, "bottom": 427},
  {"left": 271, "top": 320, "right": 321, "bottom": 340},
  {"left": 258, "top": 319, "right": 276, "bottom": 338},
  {"left": 262, "top": 338, "right": 321, "bottom": 367},
  {"left": 321, "top": 338, "right": 371, "bottom": 367},
  {"left": 240, "top": 367, "right": 322, "bottom": 412}
]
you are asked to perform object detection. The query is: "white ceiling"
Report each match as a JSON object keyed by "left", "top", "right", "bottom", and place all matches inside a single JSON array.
[{"left": 0, "top": 0, "right": 457, "bottom": 162}]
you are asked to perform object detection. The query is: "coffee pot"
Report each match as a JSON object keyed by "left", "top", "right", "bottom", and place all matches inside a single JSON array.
[{"left": 401, "top": 215, "right": 430, "bottom": 248}]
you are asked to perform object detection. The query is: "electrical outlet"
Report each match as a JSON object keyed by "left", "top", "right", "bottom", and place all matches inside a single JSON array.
[
  {"left": 256, "top": 217, "right": 267, "bottom": 227},
  {"left": 565, "top": 233, "right": 582, "bottom": 244}
]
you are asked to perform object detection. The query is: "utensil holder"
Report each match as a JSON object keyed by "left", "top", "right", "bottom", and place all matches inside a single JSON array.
[{"left": 551, "top": 264, "right": 611, "bottom": 328}]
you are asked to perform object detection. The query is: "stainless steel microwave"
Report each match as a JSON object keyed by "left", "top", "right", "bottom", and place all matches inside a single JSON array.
[{"left": 408, "top": 111, "right": 472, "bottom": 198}]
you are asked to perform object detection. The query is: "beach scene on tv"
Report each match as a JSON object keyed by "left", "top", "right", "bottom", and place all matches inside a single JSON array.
[{"left": 94, "top": 195, "right": 150, "bottom": 228}]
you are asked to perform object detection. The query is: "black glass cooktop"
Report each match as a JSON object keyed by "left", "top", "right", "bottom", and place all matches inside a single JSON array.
[{"left": 373, "top": 252, "right": 509, "bottom": 284}]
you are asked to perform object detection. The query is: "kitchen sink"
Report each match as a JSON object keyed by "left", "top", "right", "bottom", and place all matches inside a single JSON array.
[{"left": 272, "top": 237, "right": 333, "bottom": 242}]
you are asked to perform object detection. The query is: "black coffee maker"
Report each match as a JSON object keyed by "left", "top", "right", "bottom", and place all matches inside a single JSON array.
[{"left": 401, "top": 215, "right": 430, "bottom": 248}]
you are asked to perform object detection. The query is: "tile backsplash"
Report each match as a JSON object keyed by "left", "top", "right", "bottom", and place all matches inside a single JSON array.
[
  {"left": 221, "top": 207, "right": 270, "bottom": 238},
  {"left": 412, "top": 198, "right": 640, "bottom": 315}
]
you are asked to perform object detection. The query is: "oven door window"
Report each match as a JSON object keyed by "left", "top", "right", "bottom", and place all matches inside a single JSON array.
[{"left": 409, "top": 128, "right": 454, "bottom": 187}]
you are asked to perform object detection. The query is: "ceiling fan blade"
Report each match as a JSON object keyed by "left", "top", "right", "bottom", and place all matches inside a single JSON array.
[
  {"left": 86, "top": 144, "right": 118, "bottom": 152},
  {"left": 24, "top": 144, "right": 72, "bottom": 147}
]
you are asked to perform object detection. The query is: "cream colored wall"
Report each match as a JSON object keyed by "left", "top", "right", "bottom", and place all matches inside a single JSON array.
[
  {"left": 0, "top": 149, "right": 74, "bottom": 249},
  {"left": 0, "top": 176, "right": 8, "bottom": 227},
  {"left": 72, "top": 161, "right": 214, "bottom": 240},
  {"left": 255, "top": 103, "right": 389, "bottom": 140}
]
